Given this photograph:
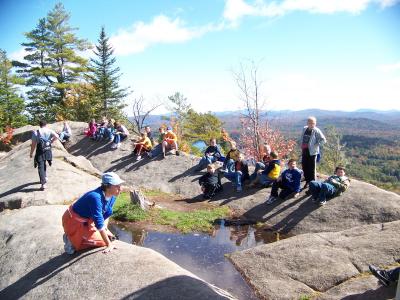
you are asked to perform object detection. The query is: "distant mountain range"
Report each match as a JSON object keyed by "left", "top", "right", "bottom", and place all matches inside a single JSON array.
[{"left": 131, "top": 109, "right": 400, "bottom": 136}]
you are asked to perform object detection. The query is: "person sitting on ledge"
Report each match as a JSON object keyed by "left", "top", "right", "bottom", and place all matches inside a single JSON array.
[
  {"left": 221, "top": 140, "right": 240, "bottom": 173},
  {"left": 62, "top": 172, "right": 123, "bottom": 254},
  {"left": 162, "top": 126, "right": 179, "bottom": 158},
  {"left": 266, "top": 158, "right": 303, "bottom": 204},
  {"left": 196, "top": 138, "right": 223, "bottom": 171},
  {"left": 58, "top": 120, "right": 72, "bottom": 144},
  {"left": 250, "top": 143, "right": 271, "bottom": 181},
  {"left": 111, "top": 121, "right": 129, "bottom": 149},
  {"left": 369, "top": 265, "right": 400, "bottom": 286},
  {"left": 224, "top": 153, "right": 249, "bottom": 192},
  {"left": 250, "top": 151, "right": 280, "bottom": 187},
  {"left": 199, "top": 164, "right": 223, "bottom": 199},
  {"left": 133, "top": 132, "right": 152, "bottom": 161},
  {"left": 308, "top": 166, "right": 350, "bottom": 205}
]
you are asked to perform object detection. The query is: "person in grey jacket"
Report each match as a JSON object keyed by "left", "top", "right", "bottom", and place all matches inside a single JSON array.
[{"left": 300, "top": 116, "right": 326, "bottom": 189}]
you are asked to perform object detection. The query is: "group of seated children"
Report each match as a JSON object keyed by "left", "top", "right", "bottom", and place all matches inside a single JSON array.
[
  {"left": 197, "top": 139, "right": 350, "bottom": 206},
  {"left": 132, "top": 126, "right": 179, "bottom": 160}
]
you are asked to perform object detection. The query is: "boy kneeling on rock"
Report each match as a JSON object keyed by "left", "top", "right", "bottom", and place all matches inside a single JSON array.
[
  {"left": 199, "top": 164, "right": 223, "bottom": 199},
  {"left": 308, "top": 166, "right": 350, "bottom": 206}
]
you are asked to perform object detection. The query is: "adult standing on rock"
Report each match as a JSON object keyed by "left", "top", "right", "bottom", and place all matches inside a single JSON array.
[
  {"left": 62, "top": 172, "right": 124, "bottom": 254},
  {"left": 29, "top": 120, "right": 59, "bottom": 190},
  {"left": 300, "top": 116, "right": 326, "bottom": 190}
]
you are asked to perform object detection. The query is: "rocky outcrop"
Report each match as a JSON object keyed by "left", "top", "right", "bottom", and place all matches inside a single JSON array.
[
  {"left": 0, "top": 138, "right": 100, "bottom": 211},
  {"left": 0, "top": 205, "right": 235, "bottom": 299},
  {"left": 229, "top": 220, "right": 400, "bottom": 299}
]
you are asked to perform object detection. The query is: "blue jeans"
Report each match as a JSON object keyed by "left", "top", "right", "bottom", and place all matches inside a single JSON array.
[
  {"left": 250, "top": 162, "right": 266, "bottom": 181},
  {"left": 59, "top": 132, "right": 70, "bottom": 142},
  {"left": 222, "top": 158, "right": 235, "bottom": 173},
  {"left": 151, "top": 144, "right": 163, "bottom": 157},
  {"left": 258, "top": 174, "right": 276, "bottom": 186},
  {"left": 225, "top": 171, "right": 244, "bottom": 188},
  {"left": 309, "top": 181, "right": 337, "bottom": 201},
  {"left": 197, "top": 155, "right": 217, "bottom": 170},
  {"left": 113, "top": 134, "right": 127, "bottom": 144}
]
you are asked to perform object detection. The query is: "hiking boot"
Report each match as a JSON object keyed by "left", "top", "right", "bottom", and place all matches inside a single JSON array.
[
  {"left": 63, "top": 234, "right": 75, "bottom": 255},
  {"left": 369, "top": 265, "right": 390, "bottom": 286},
  {"left": 266, "top": 196, "right": 277, "bottom": 205}
]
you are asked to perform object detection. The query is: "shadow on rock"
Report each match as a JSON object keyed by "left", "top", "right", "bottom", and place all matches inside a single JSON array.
[
  {"left": 0, "top": 249, "right": 101, "bottom": 299},
  {"left": 67, "top": 135, "right": 112, "bottom": 159},
  {"left": 340, "top": 284, "right": 395, "bottom": 300},
  {"left": 242, "top": 195, "right": 321, "bottom": 234},
  {"left": 0, "top": 181, "right": 41, "bottom": 198},
  {"left": 169, "top": 165, "right": 199, "bottom": 183},
  {"left": 120, "top": 275, "right": 233, "bottom": 300}
]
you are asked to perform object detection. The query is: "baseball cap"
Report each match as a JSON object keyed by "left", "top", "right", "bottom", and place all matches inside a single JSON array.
[{"left": 102, "top": 172, "right": 124, "bottom": 185}]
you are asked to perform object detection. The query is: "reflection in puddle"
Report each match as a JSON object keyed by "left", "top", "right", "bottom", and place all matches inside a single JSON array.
[{"left": 110, "top": 221, "right": 286, "bottom": 300}]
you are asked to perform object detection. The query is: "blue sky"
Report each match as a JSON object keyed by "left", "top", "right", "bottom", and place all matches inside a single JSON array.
[{"left": 1, "top": 0, "right": 400, "bottom": 114}]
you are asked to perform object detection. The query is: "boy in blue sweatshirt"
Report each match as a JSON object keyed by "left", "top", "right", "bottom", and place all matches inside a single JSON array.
[{"left": 266, "top": 159, "right": 302, "bottom": 204}]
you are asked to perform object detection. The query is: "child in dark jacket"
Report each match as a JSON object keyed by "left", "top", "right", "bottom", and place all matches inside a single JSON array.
[
  {"left": 196, "top": 138, "right": 224, "bottom": 171},
  {"left": 199, "top": 164, "right": 222, "bottom": 199},
  {"left": 266, "top": 159, "right": 303, "bottom": 204}
]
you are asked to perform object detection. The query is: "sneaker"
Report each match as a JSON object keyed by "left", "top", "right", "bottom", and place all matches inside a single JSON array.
[
  {"left": 63, "top": 234, "right": 75, "bottom": 255},
  {"left": 369, "top": 265, "right": 390, "bottom": 286},
  {"left": 266, "top": 196, "right": 277, "bottom": 205},
  {"left": 116, "top": 143, "right": 121, "bottom": 148},
  {"left": 236, "top": 186, "right": 243, "bottom": 192},
  {"left": 136, "top": 155, "right": 142, "bottom": 161},
  {"left": 111, "top": 143, "right": 117, "bottom": 149},
  {"left": 319, "top": 199, "right": 327, "bottom": 206}
]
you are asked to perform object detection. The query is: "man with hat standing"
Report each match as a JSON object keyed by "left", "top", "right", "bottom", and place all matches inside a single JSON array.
[{"left": 62, "top": 172, "right": 124, "bottom": 254}]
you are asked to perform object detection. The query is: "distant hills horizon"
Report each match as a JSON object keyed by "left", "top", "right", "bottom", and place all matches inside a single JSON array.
[{"left": 133, "top": 108, "right": 400, "bottom": 128}]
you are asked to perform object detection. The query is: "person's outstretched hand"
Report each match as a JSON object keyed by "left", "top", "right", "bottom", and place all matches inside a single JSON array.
[{"left": 102, "top": 243, "right": 117, "bottom": 254}]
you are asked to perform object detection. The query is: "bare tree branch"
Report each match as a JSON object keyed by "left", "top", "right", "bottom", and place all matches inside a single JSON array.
[{"left": 129, "top": 95, "right": 162, "bottom": 135}]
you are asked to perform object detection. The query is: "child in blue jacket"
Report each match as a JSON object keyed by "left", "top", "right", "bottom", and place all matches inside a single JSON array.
[{"left": 266, "top": 159, "right": 302, "bottom": 204}]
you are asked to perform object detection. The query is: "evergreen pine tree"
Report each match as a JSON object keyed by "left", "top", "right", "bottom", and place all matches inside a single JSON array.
[
  {"left": 0, "top": 49, "right": 27, "bottom": 131},
  {"left": 17, "top": 3, "right": 90, "bottom": 122},
  {"left": 89, "top": 26, "right": 128, "bottom": 119}
]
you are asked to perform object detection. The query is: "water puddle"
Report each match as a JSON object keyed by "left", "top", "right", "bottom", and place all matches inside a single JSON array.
[
  {"left": 110, "top": 220, "right": 288, "bottom": 299},
  {"left": 109, "top": 220, "right": 284, "bottom": 299}
]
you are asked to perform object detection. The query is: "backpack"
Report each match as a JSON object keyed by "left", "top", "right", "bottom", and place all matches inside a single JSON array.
[{"left": 37, "top": 129, "right": 51, "bottom": 154}]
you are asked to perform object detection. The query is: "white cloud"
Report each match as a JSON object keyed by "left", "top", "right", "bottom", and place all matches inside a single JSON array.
[
  {"left": 9, "top": 48, "right": 28, "bottom": 62},
  {"left": 223, "top": 0, "right": 400, "bottom": 22},
  {"left": 110, "top": 15, "right": 224, "bottom": 56},
  {"left": 377, "top": 61, "right": 400, "bottom": 72}
]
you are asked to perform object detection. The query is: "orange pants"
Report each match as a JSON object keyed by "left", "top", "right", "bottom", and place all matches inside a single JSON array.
[{"left": 62, "top": 206, "right": 106, "bottom": 251}]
